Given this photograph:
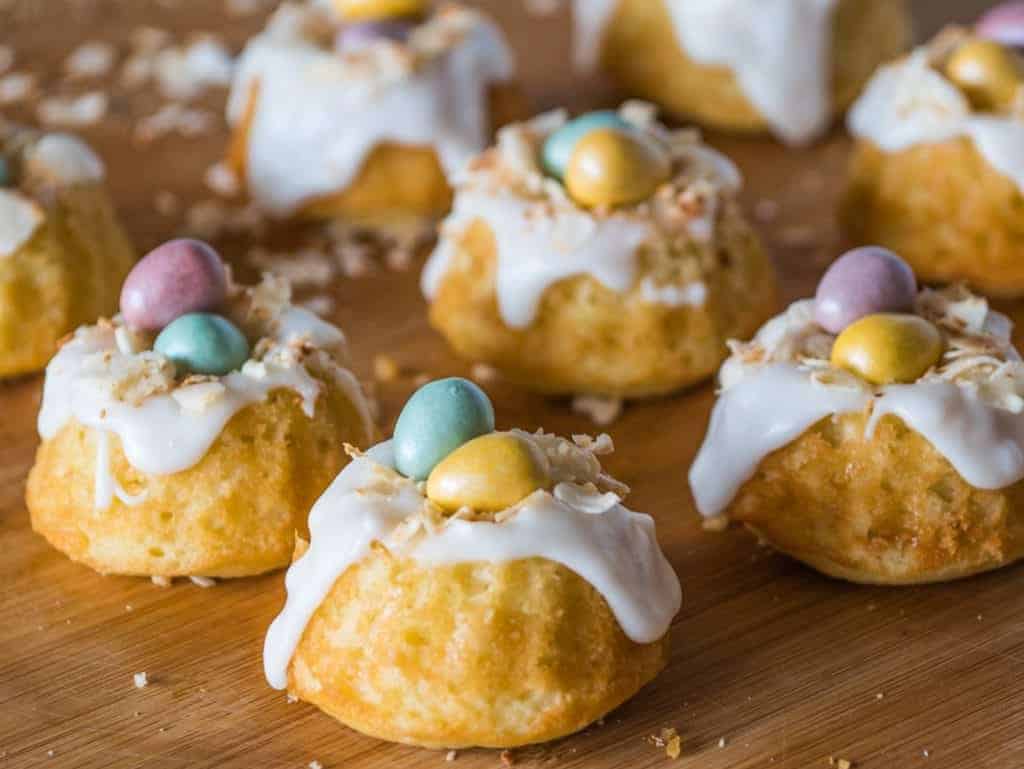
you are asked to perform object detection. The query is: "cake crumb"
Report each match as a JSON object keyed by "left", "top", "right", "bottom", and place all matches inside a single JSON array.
[
  {"left": 308, "top": 761, "right": 323, "bottom": 769},
  {"left": 875, "top": 692, "right": 884, "bottom": 700},
  {"left": 499, "top": 750, "right": 514, "bottom": 766},
  {"left": 923, "top": 749, "right": 930, "bottom": 757},
  {"left": 445, "top": 750, "right": 457, "bottom": 762},
  {"left": 828, "top": 758, "right": 853, "bottom": 769},
  {"left": 470, "top": 363, "right": 498, "bottom": 384},
  {"left": 0, "top": 72, "right": 35, "bottom": 104},
  {"left": 151, "top": 575, "right": 171, "bottom": 587},
  {"left": 204, "top": 161, "right": 239, "bottom": 198},
  {"left": 133, "top": 672, "right": 149, "bottom": 689},
  {"left": 718, "top": 737, "right": 726, "bottom": 748},
  {"left": 373, "top": 355, "right": 401, "bottom": 383},
  {"left": 66, "top": 41, "right": 116, "bottom": 79},
  {"left": 571, "top": 394, "right": 622, "bottom": 427},
  {"left": 189, "top": 576, "right": 216, "bottom": 588},
  {"left": 702, "top": 514, "right": 730, "bottom": 532},
  {"left": 286, "top": 693, "right": 299, "bottom": 704},
  {"left": 47, "top": 750, "right": 54, "bottom": 758},
  {"left": 38, "top": 91, "right": 108, "bottom": 127}
]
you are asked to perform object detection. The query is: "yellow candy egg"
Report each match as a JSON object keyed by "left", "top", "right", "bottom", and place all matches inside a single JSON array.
[
  {"left": 830, "top": 313, "right": 944, "bottom": 386},
  {"left": 333, "top": 0, "right": 427, "bottom": 22},
  {"left": 426, "top": 432, "right": 551, "bottom": 514},
  {"left": 945, "top": 38, "right": 1024, "bottom": 112},
  {"left": 564, "top": 127, "right": 671, "bottom": 209}
]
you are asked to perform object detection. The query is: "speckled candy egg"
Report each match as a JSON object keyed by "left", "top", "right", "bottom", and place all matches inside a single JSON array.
[
  {"left": 945, "top": 38, "right": 1024, "bottom": 112},
  {"left": 333, "top": 0, "right": 426, "bottom": 22},
  {"left": 977, "top": 3, "right": 1024, "bottom": 49},
  {"left": 335, "top": 19, "right": 416, "bottom": 52},
  {"left": 541, "top": 111, "right": 631, "bottom": 180},
  {"left": 814, "top": 247, "right": 917, "bottom": 335},
  {"left": 154, "top": 313, "right": 250, "bottom": 377},
  {"left": 120, "top": 239, "right": 228, "bottom": 332},
  {"left": 393, "top": 377, "right": 495, "bottom": 481},
  {"left": 426, "top": 432, "right": 551, "bottom": 513},
  {"left": 830, "top": 313, "right": 943, "bottom": 386},
  {"left": 565, "top": 127, "right": 671, "bottom": 209}
]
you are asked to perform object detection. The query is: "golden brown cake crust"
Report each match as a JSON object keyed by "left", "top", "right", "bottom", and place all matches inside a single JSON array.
[
  {"left": 595, "top": 0, "right": 910, "bottom": 136},
  {"left": 427, "top": 199, "right": 777, "bottom": 398},
  {"left": 0, "top": 183, "right": 135, "bottom": 379},
  {"left": 27, "top": 377, "right": 373, "bottom": 578},
  {"left": 724, "top": 410, "right": 1024, "bottom": 585},
  {"left": 287, "top": 543, "right": 670, "bottom": 748},
  {"left": 843, "top": 138, "right": 1024, "bottom": 297}
]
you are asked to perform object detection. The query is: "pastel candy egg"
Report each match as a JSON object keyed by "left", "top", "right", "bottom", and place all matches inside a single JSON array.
[
  {"left": 394, "top": 377, "right": 495, "bottom": 481},
  {"left": 565, "top": 127, "right": 671, "bottom": 209},
  {"left": 333, "top": 0, "right": 426, "bottom": 22},
  {"left": 154, "top": 313, "right": 250, "bottom": 377},
  {"left": 541, "top": 111, "right": 631, "bottom": 180},
  {"left": 830, "top": 313, "right": 943, "bottom": 386},
  {"left": 977, "top": 3, "right": 1024, "bottom": 49},
  {"left": 335, "top": 19, "right": 416, "bottom": 52},
  {"left": 945, "top": 38, "right": 1024, "bottom": 112},
  {"left": 426, "top": 432, "right": 551, "bottom": 514},
  {"left": 814, "top": 246, "right": 917, "bottom": 335},
  {"left": 120, "top": 239, "right": 228, "bottom": 332}
]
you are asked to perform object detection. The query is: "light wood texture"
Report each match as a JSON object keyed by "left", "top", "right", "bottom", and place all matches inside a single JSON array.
[{"left": 2, "top": 2, "right": 1021, "bottom": 768}]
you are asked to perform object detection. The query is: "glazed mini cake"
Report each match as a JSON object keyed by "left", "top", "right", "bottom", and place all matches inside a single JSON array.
[
  {"left": 27, "top": 239, "right": 375, "bottom": 579},
  {"left": 422, "top": 104, "right": 776, "bottom": 398},
  {"left": 573, "top": 0, "right": 909, "bottom": 144},
  {"left": 0, "top": 123, "right": 134, "bottom": 378},
  {"left": 226, "top": 0, "right": 519, "bottom": 228},
  {"left": 690, "top": 247, "right": 1024, "bottom": 585},
  {"left": 264, "top": 377, "right": 681, "bottom": 748},
  {"left": 844, "top": 11, "right": 1024, "bottom": 295}
]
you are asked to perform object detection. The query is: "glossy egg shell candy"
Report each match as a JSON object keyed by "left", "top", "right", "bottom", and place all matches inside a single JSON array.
[
  {"left": 830, "top": 313, "right": 943, "bottom": 386},
  {"left": 154, "top": 313, "right": 250, "bottom": 377},
  {"left": 541, "top": 111, "right": 631, "bottom": 180},
  {"left": 393, "top": 377, "right": 495, "bottom": 481},
  {"left": 814, "top": 246, "right": 917, "bottom": 335},
  {"left": 120, "top": 239, "right": 228, "bottom": 332},
  {"left": 565, "top": 127, "right": 671, "bottom": 209},
  {"left": 333, "top": 0, "right": 427, "bottom": 22},
  {"left": 426, "top": 432, "right": 551, "bottom": 513},
  {"left": 977, "top": 2, "right": 1024, "bottom": 49},
  {"left": 945, "top": 38, "right": 1024, "bottom": 112}
]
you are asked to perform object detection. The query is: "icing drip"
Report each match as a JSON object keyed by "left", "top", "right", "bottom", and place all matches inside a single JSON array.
[
  {"left": 690, "top": 294, "right": 1024, "bottom": 517},
  {"left": 227, "top": 4, "right": 514, "bottom": 215},
  {"left": 93, "top": 430, "right": 149, "bottom": 512},
  {"left": 263, "top": 440, "right": 681, "bottom": 689},
  {"left": 0, "top": 190, "right": 43, "bottom": 258},
  {"left": 38, "top": 309, "right": 373, "bottom": 511},
  {"left": 422, "top": 110, "right": 740, "bottom": 327},
  {"left": 573, "top": 0, "right": 839, "bottom": 144},
  {"left": 849, "top": 50, "right": 1024, "bottom": 193}
]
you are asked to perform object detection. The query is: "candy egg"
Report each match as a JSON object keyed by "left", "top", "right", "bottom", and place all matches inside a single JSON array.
[
  {"left": 814, "top": 246, "right": 917, "bottom": 335},
  {"left": 945, "top": 38, "right": 1024, "bottom": 112},
  {"left": 830, "top": 313, "right": 943, "bottom": 386},
  {"left": 565, "top": 127, "right": 671, "bottom": 209},
  {"left": 335, "top": 19, "right": 416, "bottom": 52},
  {"left": 426, "top": 432, "right": 551, "bottom": 514},
  {"left": 394, "top": 377, "right": 495, "bottom": 481},
  {"left": 154, "top": 313, "right": 250, "bottom": 377},
  {"left": 541, "top": 111, "right": 631, "bottom": 180},
  {"left": 333, "top": 0, "right": 426, "bottom": 22},
  {"left": 120, "top": 239, "right": 228, "bottom": 332},
  {"left": 977, "top": 2, "right": 1024, "bottom": 49}
]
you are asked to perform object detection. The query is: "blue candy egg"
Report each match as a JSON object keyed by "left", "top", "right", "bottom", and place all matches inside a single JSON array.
[
  {"left": 393, "top": 377, "right": 495, "bottom": 481},
  {"left": 541, "top": 111, "right": 632, "bottom": 180},
  {"left": 154, "top": 313, "right": 250, "bottom": 377}
]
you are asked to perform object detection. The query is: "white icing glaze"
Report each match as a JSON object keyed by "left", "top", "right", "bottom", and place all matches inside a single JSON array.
[
  {"left": 849, "top": 50, "right": 1024, "bottom": 192},
  {"left": 227, "top": 4, "right": 514, "bottom": 215},
  {"left": 26, "top": 133, "right": 105, "bottom": 185},
  {"left": 263, "top": 439, "right": 682, "bottom": 689},
  {"left": 690, "top": 297, "right": 1024, "bottom": 517},
  {"left": 0, "top": 189, "right": 43, "bottom": 257},
  {"left": 422, "top": 112, "right": 741, "bottom": 327},
  {"left": 574, "top": 0, "right": 839, "bottom": 144},
  {"left": 38, "top": 310, "right": 373, "bottom": 511}
]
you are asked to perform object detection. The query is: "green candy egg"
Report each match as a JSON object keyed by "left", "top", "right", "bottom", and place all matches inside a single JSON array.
[
  {"left": 541, "top": 110, "right": 631, "bottom": 180},
  {"left": 393, "top": 377, "right": 495, "bottom": 481},
  {"left": 154, "top": 312, "right": 250, "bottom": 377}
]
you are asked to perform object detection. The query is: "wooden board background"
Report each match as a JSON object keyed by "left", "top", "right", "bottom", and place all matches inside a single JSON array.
[{"left": 2, "top": 1, "right": 1022, "bottom": 767}]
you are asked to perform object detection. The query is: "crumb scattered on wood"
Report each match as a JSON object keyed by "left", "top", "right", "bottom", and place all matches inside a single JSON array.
[
  {"left": 189, "top": 576, "right": 216, "bottom": 588},
  {"left": 500, "top": 749, "right": 514, "bottom": 766},
  {"left": 571, "top": 394, "right": 622, "bottom": 427},
  {"left": 445, "top": 750, "right": 457, "bottom": 762},
  {"left": 133, "top": 672, "right": 149, "bottom": 689},
  {"left": 151, "top": 575, "right": 171, "bottom": 587},
  {"left": 373, "top": 355, "right": 401, "bottom": 383}
]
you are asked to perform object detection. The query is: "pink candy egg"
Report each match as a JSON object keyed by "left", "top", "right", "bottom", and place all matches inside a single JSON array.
[
  {"left": 814, "top": 246, "right": 917, "bottom": 335},
  {"left": 977, "top": 2, "right": 1024, "bottom": 48},
  {"left": 120, "top": 239, "right": 228, "bottom": 331}
]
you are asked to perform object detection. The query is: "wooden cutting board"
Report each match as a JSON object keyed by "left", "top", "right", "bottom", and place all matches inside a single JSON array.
[{"left": 2, "top": 1, "right": 1021, "bottom": 767}]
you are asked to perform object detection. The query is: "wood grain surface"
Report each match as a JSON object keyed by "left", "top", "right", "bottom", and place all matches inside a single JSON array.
[{"left": 2, "top": 1, "right": 1021, "bottom": 768}]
